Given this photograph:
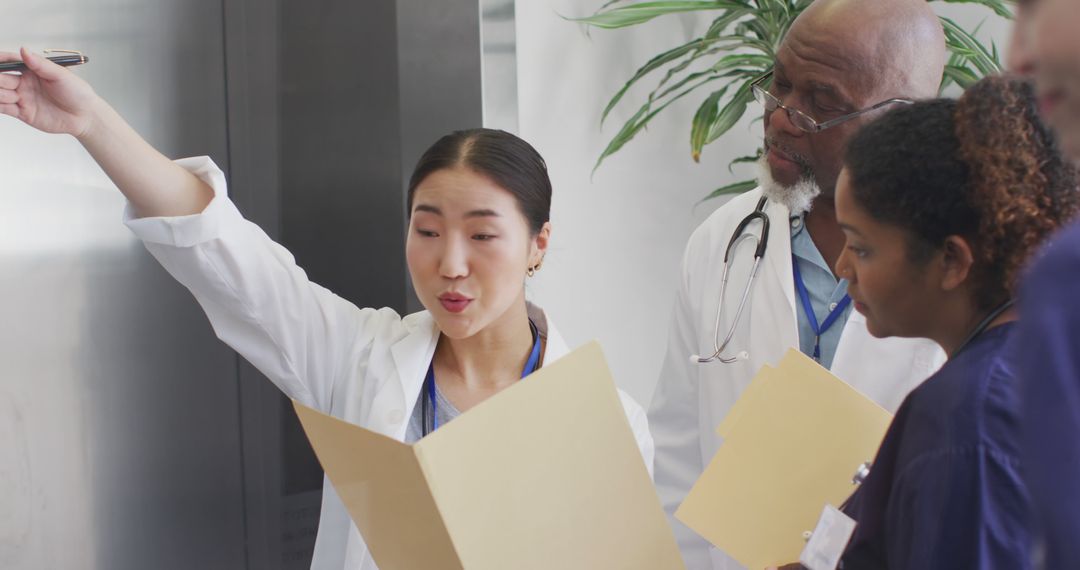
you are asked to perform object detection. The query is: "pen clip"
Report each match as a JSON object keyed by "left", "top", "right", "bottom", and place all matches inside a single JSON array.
[
  {"left": 43, "top": 48, "right": 87, "bottom": 63},
  {"left": 44, "top": 49, "right": 84, "bottom": 57}
]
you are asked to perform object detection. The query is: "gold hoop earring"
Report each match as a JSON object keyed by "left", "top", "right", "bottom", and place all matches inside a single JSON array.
[{"left": 527, "top": 266, "right": 536, "bottom": 277}]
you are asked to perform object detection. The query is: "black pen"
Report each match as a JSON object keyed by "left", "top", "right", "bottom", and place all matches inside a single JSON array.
[{"left": 0, "top": 50, "right": 89, "bottom": 73}]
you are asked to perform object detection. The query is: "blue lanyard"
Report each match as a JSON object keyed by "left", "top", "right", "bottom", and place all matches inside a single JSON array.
[
  {"left": 423, "top": 319, "right": 542, "bottom": 435},
  {"left": 792, "top": 255, "right": 851, "bottom": 362}
]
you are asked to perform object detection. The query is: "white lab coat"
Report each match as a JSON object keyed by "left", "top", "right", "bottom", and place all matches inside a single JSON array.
[
  {"left": 124, "top": 157, "right": 655, "bottom": 570},
  {"left": 649, "top": 187, "right": 945, "bottom": 570}
]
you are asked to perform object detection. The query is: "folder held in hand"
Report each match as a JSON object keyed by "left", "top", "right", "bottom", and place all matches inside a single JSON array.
[
  {"left": 293, "top": 341, "right": 685, "bottom": 570},
  {"left": 676, "top": 349, "right": 893, "bottom": 569}
]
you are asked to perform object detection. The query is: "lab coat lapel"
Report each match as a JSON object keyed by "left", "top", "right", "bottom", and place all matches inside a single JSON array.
[{"left": 376, "top": 312, "right": 438, "bottom": 439}]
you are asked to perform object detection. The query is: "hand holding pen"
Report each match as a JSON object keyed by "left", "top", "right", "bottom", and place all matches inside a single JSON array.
[
  {"left": 0, "top": 47, "right": 100, "bottom": 138},
  {"left": 0, "top": 46, "right": 213, "bottom": 218}
]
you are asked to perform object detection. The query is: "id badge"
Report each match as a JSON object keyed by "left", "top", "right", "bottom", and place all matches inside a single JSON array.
[{"left": 799, "top": 504, "right": 857, "bottom": 570}]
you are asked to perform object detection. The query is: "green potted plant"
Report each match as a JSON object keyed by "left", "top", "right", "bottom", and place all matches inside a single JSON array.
[{"left": 573, "top": 0, "right": 1011, "bottom": 199}]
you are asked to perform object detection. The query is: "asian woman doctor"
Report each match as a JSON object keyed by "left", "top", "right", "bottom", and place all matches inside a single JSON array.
[{"left": 0, "top": 48, "right": 653, "bottom": 570}]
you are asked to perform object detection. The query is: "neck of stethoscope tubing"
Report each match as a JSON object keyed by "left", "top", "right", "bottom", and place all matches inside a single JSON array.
[
  {"left": 721, "top": 256, "right": 762, "bottom": 349},
  {"left": 698, "top": 256, "right": 763, "bottom": 364},
  {"left": 709, "top": 263, "right": 734, "bottom": 349},
  {"left": 725, "top": 229, "right": 761, "bottom": 263}
]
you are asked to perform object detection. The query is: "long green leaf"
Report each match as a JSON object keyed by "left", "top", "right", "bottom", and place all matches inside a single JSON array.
[
  {"left": 737, "top": 10, "right": 785, "bottom": 44},
  {"left": 940, "top": 0, "right": 1012, "bottom": 19},
  {"left": 733, "top": 33, "right": 779, "bottom": 57},
  {"left": 594, "top": 75, "right": 724, "bottom": 173},
  {"left": 939, "top": 45, "right": 970, "bottom": 92},
  {"left": 728, "top": 149, "right": 764, "bottom": 173},
  {"left": 654, "top": 68, "right": 723, "bottom": 102},
  {"left": 601, "top": 35, "right": 740, "bottom": 125},
  {"left": 941, "top": 17, "right": 1002, "bottom": 75},
  {"left": 651, "top": 44, "right": 732, "bottom": 96},
  {"left": 705, "top": 8, "right": 752, "bottom": 37},
  {"left": 650, "top": 68, "right": 759, "bottom": 162},
  {"left": 943, "top": 64, "right": 980, "bottom": 89},
  {"left": 700, "top": 179, "right": 758, "bottom": 202},
  {"left": 691, "top": 87, "right": 728, "bottom": 161},
  {"left": 570, "top": 1, "right": 747, "bottom": 29},
  {"left": 649, "top": 53, "right": 768, "bottom": 105},
  {"left": 706, "top": 81, "right": 755, "bottom": 143},
  {"left": 710, "top": 53, "right": 772, "bottom": 71}
]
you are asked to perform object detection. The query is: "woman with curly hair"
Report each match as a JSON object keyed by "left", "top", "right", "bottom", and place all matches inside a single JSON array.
[{"left": 834, "top": 75, "right": 1080, "bottom": 569}]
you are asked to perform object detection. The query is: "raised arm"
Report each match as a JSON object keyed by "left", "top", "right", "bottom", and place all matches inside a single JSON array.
[
  {"left": 2, "top": 47, "right": 394, "bottom": 411},
  {"left": 0, "top": 47, "right": 212, "bottom": 217}
]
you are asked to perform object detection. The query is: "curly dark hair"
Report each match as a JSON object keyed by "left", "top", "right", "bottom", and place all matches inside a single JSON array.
[{"left": 843, "top": 75, "right": 1080, "bottom": 310}]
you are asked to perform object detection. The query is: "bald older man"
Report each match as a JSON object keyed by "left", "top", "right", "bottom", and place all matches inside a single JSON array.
[{"left": 649, "top": 1, "right": 947, "bottom": 567}]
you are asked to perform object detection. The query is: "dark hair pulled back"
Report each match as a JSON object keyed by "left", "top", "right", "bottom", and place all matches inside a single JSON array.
[{"left": 407, "top": 128, "right": 552, "bottom": 235}]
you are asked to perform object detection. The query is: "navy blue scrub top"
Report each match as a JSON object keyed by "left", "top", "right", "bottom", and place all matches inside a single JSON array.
[
  {"left": 1014, "top": 221, "right": 1080, "bottom": 570},
  {"left": 842, "top": 322, "right": 1032, "bottom": 570}
]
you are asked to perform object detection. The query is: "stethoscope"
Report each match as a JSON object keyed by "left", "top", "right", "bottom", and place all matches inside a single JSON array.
[
  {"left": 693, "top": 197, "right": 771, "bottom": 364},
  {"left": 422, "top": 319, "right": 543, "bottom": 436}
]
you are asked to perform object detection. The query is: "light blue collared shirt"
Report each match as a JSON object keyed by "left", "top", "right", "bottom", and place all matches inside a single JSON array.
[{"left": 790, "top": 215, "right": 852, "bottom": 369}]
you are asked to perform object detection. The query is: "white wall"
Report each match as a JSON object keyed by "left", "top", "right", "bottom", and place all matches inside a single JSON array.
[{"left": 516, "top": 1, "right": 1013, "bottom": 406}]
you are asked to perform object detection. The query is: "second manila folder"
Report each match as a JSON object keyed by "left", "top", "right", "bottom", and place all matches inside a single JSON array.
[
  {"left": 293, "top": 341, "right": 685, "bottom": 570},
  {"left": 676, "top": 349, "right": 894, "bottom": 568}
]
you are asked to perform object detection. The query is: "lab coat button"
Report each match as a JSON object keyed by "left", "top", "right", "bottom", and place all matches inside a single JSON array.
[{"left": 386, "top": 409, "right": 404, "bottom": 424}]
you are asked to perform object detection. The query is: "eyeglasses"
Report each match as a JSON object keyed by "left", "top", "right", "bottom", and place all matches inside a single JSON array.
[{"left": 750, "top": 71, "right": 913, "bottom": 133}]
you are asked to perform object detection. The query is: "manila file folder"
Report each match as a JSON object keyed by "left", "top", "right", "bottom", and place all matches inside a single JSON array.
[
  {"left": 293, "top": 341, "right": 685, "bottom": 570},
  {"left": 675, "top": 349, "right": 893, "bottom": 569}
]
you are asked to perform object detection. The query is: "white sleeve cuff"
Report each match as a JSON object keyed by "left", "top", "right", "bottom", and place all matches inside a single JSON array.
[{"left": 123, "top": 156, "right": 240, "bottom": 247}]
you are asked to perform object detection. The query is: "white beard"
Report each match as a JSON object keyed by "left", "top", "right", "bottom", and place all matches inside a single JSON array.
[{"left": 755, "top": 156, "right": 821, "bottom": 216}]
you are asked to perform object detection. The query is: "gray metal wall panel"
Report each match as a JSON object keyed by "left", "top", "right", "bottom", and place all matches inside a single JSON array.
[
  {"left": 396, "top": 0, "right": 486, "bottom": 313},
  {"left": 221, "top": 0, "right": 287, "bottom": 567},
  {"left": 0, "top": 1, "right": 246, "bottom": 569},
  {"left": 280, "top": 0, "right": 407, "bottom": 312}
]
